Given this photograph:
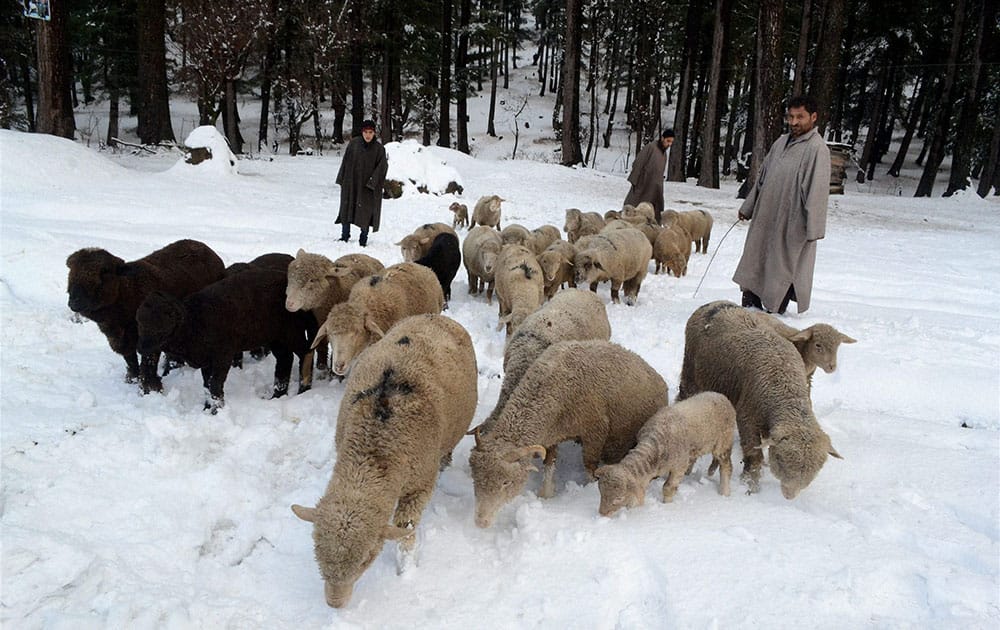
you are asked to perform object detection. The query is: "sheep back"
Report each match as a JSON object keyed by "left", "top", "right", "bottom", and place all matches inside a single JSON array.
[
  {"left": 462, "top": 226, "right": 503, "bottom": 303},
  {"left": 471, "top": 194, "right": 503, "bottom": 229},
  {"left": 573, "top": 227, "right": 652, "bottom": 305},
  {"left": 652, "top": 225, "right": 692, "bottom": 276},
  {"left": 397, "top": 222, "right": 457, "bottom": 262},
  {"left": 493, "top": 244, "right": 545, "bottom": 335},
  {"left": 414, "top": 232, "right": 462, "bottom": 303}
]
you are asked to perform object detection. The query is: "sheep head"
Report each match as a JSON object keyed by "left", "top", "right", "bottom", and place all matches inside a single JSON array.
[
  {"left": 66, "top": 248, "right": 127, "bottom": 314},
  {"left": 136, "top": 291, "right": 185, "bottom": 354},
  {"left": 573, "top": 251, "right": 606, "bottom": 286},
  {"left": 323, "top": 302, "right": 381, "bottom": 376},
  {"left": 594, "top": 465, "right": 645, "bottom": 516},
  {"left": 791, "top": 324, "right": 857, "bottom": 374},
  {"left": 766, "top": 419, "right": 843, "bottom": 500},
  {"left": 469, "top": 443, "right": 545, "bottom": 528}
]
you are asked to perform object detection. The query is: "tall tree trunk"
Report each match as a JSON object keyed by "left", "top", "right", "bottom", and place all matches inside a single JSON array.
[
  {"left": 722, "top": 72, "right": 743, "bottom": 175},
  {"left": 698, "top": 0, "right": 732, "bottom": 188},
  {"left": 258, "top": 1, "right": 278, "bottom": 153},
  {"left": 811, "top": 0, "right": 846, "bottom": 134},
  {"left": 136, "top": 0, "right": 174, "bottom": 144},
  {"left": 855, "top": 49, "right": 890, "bottom": 183},
  {"left": 561, "top": 0, "right": 583, "bottom": 165},
  {"left": 438, "top": 0, "right": 453, "bottom": 147},
  {"left": 916, "top": 0, "right": 967, "bottom": 197},
  {"left": 487, "top": 40, "right": 498, "bottom": 137},
  {"left": 887, "top": 74, "right": 928, "bottom": 177},
  {"left": 792, "top": 0, "right": 812, "bottom": 96},
  {"left": 668, "top": 0, "right": 703, "bottom": 182},
  {"left": 456, "top": 0, "right": 471, "bottom": 153},
  {"left": 331, "top": 75, "right": 347, "bottom": 145},
  {"left": 20, "top": 55, "right": 36, "bottom": 131},
  {"left": 35, "top": 0, "right": 75, "bottom": 139},
  {"left": 741, "top": 0, "right": 785, "bottom": 198},
  {"left": 349, "top": 5, "right": 365, "bottom": 137},
  {"left": 222, "top": 81, "right": 244, "bottom": 154},
  {"left": 106, "top": 85, "right": 120, "bottom": 146},
  {"left": 979, "top": 105, "right": 1000, "bottom": 196}
]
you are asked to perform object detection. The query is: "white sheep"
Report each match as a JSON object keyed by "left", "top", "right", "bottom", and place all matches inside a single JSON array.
[
  {"left": 573, "top": 227, "right": 652, "bottom": 305},
  {"left": 396, "top": 222, "right": 458, "bottom": 262},
  {"left": 291, "top": 313, "right": 478, "bottom": 608},
  {"left": 595, "top": 392, "right": 736, "bottom": 515},
  {"left": 537, "top": 239, "right": 577, "bottom": 299},
  {"left": 678, "top": 301, "right": 843, "bottom": 498},
  {"left": 662, "top": 209, "right": 713, "bottom": 253},
  {"left": 312, "top": 262, "right": 444, "bottom": 375},
  {"left": 471, "top": 194, "right": 504, "bottom": 230},
  {"left": 493, "top": 243, "right": 545, "bottom": 336},
  {"left": 469, "top": 339, "right": 668, "bottom": 527},
  {"left": 448, "top": 202, "right": 469, "bottom": 230},
  {"left": 500, "top": 223, "right": 534, "bottom": 249},
  {"left": 563, "top": 208, "right": 606, "bottom": 243},
  {"left": 652, "top": 224, "right": 692, "bottom": 276},
  {"left": 748, "top": 312, "right": 857, "bottom": 391},
  {"left": 462, "top": 226, "right": 503, "bottom": 304},
  {"left": 529, "top": 224, "right": 562, "bottom": 255}
]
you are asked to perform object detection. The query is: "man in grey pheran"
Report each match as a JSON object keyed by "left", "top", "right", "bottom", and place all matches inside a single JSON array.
[
  {"left": 623, "top": 129, "right": 675, "bottom": 224},
  {"left": 734, "top": 95, "right": 831, "bottom": 314}
]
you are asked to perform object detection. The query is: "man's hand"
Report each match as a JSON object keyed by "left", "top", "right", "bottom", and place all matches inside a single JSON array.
[{"left": 738, "top": 213, "right": 749, "bottom": 221}]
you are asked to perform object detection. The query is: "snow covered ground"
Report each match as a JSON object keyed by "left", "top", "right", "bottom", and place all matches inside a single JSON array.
[{"left": 3, "top": 61, "right": 999, "bottom": 628}]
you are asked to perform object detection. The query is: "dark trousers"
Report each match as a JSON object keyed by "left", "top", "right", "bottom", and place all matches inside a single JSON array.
[
  {"left": 742, "top": 286, "right": 795, "bottom": 314},
  {"left": 340, "top": 224, "right": 369, "bottom": 246}
]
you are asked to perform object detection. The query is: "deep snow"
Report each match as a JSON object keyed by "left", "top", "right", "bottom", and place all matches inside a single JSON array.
[{"left": 2, "top": 65, "right": 999, "bottom": 629}]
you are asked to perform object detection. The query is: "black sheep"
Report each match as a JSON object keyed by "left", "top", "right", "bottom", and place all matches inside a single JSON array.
[
  {"left": 222, "top": 252, "right": 299, "bottom": 366},
  {"left": 66, "top": 239, "right": 226, "bottom": 394},
  {"left": 135, "top": 267, "right": 314, "bottom": 413},
  {"left": 414, "top": 232, "right": 461, "bottom": 305}
]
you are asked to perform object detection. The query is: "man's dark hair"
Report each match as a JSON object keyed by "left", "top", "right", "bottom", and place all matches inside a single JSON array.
[
  {"left": 787, "top": 95, "right": 819, "bottom": 114},
  {"left": 661, "top": 128, "right": 675, "bottom": 139}
]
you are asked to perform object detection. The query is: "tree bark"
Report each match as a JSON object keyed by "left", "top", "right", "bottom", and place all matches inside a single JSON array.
[
  {"left": 792, "top": 0, "right": 812, "bottom": 97},
  {"left": 136, "top": 0, "right": 174, "bottom": 144},
  {"left": 741, "top": 0, "right": 785, "bottom": 198},
  {"left": 20, "top": 55, "right": 36, "bottom": 131},
  {"left": 35, "top": 0, "right": 75, "bottom": 139},
  {"left": 456, "top": 0, "right": 471, "bottom": 153},
  {"left": 349, "top": 4, "right": 365, "bottom": 137},
  {"left": 979, "top": 105, "right": 1000, "bottom": 196},
  {"left": 811, "top": 0, "right": 846, "bottom": 135},
  {"left": 668, "top": 0, "right": 704, "bottom": 182},
  {"left": 698, "top": 0, "right": 732, "bottom": 188},
  {"left": 855, "top": 48, "right": 890, "bottom": 183},
  {"left": 561, "top": 0, "right": 583, "bottom": 166},
  {"left": 438, "top": 0, "right": 453, "bottom": 147},
  {"left": 887, "top": 74, "right": 928, "bottom": 177}
]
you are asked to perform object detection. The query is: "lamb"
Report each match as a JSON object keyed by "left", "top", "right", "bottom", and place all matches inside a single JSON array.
[
  {"left": 448, "top": 201, "right": 469, "bottom": 230},
  {"left": 469, "top": 339, "right": 668, "bottom": 527},
  {"left": 652, "top": 224, "right": 692, "bottom": 276},
  {"left": 563, "top": 208, "right": 605, "bottom": 243},
  {"left": 500, "top": 223, "right": 534, "bottom": 249},
  {"left": 66, "top": 239, "right": 226, "bottom": 394},
  {"left": 414, "top": 232, "right": 461, "bottom": 304},
  {"left": 678, "top": 301, "right": 843, "bottom": 498},
  {"left": 481, "top": 289, "right": 611, "bottom": 431},
  {"left": 493, "top": 243, "right": 545, "bottom": 336},
  {"left": 135, "top": 267, "right": 314, "bottom": 412},
  {"left": 397, "top": 223, "right": 458, "bottom": 262},
  {"left": 291, "top": 313, "right": 478, "bottom": 608},
  {"left": 285, "top": 250, "right": 385, "bottom": 374},
  {"left": 573, "top": 227, "right": 652, "bottom": 305},
  {"left": 529, "top": 224, "right": 562, "bottom": 255},
  {"left": 748, "top": 312, "right": 857, "bottom": 391},
  {"left": 595, "top": 392, "right": 736, "bottom": 516},
  {"left": 461, "top": 226, "right": 503, "bottom": 304},
  {"left": 537, "top": 240, "right": 577, "bottom": 299},
  {"left": 471, "top": 194, "right": 504, "bottom": 230},
  {"left": 313, "top": 262, "right": 444, "bottom": 375},
  {"left": 662, "top": 209, "right": 713, "bottom": 253}
]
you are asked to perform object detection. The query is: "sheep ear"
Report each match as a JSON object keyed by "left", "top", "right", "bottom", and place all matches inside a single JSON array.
[
  {"left": 828, "top": 444, "right": 844, "bottom": 460},
  {"left": 296, "top": 248, "right": 306, "bottom": 258},
  {"left": 365, "top": 314, "right": 386, "bottom": 338},
  {"left": 291, "top": 504, "right": 316, "bottom": 522},
  {"left": 789, "top": 329, "right": 813, "bottom": 343},
  {"left": 394, "top": 240, "right": 404, "bottom": 246},
  {"left": 496, "top": 314, "right": 511, "bottom": 331},
  {"left": 593, "top": 466, "right": 608, "bottom": 480},
  {"left": 840, "top": 333, "right": 857, "bottom": 344},
  {"left": 310, "top": 323, "right": 329, "bottom": 350},
  {"left": 592, "top": 260, "right": 604, "bottom": 270},
  {"left": 467, "top": 425, "right": 483, "bottom": 449}
]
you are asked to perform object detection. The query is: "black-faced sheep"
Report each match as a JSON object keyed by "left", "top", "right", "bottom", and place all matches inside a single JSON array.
[
  {"left": 573, "top": 227, "right": 652, "bottom": 305},
  {"left": 493, "top": 243, "right": 545, "bottom": 336},
  {"left": 448, "top": 202, "right": 469, "bottom": 230},
  {"left": 563, "top": 208, "right": 605, "bottom": 243},
  {"left": 291, "top": 313, "right": 478, "bottom": 608},
  {"left": 135, "top": 267, "right": 314, "bottom": 413},
  {"left": 396, "top": 223, "right": 458, "bottom": 262},
  {"left": 462, "top": 226, "right": 503, "bottom": 304},
  {"left": 414, "top": 232, "right": 462, "bottom": 304},
  {"left": 313, "top": 262, "right": 444, "bottom": 375},
  {"left": 678, "top": 301, "right": 843, "bottom": 499},
  {"left": 537, "top": 240, "right": 577, "bottom": 299},
  {"left": 595, "top": 392, "right": 736, "bottom": 515},
  {"left": 66, "top": 239, "right": 226, "bottom": 394},
  {"left": 471, "top": 194, "right": 503, "bottom": 230},
  {"left": 469, "top": 339, "right": 668, "bottom": 528}
]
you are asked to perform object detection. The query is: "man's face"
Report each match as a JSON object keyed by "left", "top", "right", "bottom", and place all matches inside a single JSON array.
[
  {"left": 787, "top": 107, "right": 817, "bottom": 138},
  {"left": 660, "top": 136, "right": 674, "bottom": 150},
  {"left": 362, "top": 128, "right": 375, "bottom": 142}
]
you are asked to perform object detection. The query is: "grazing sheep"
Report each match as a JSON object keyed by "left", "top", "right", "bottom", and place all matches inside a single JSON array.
[
  {"left": 748, "top": 313, "right": 857, "bottom": 391},
  {"left": 595, "top": 392, "right": 736, "bottom": 515},
  {"left": 291, "top": 313, "right": 478, "bottom": 608},
  {"left": 136, "top": 268, "right": 314, "bottom": 412},
  {"left": 414, "top": 232, "right": 462, "bottom": 304},
  {"left": 481, "top": 289, "right": 611, "bottom": 431},
  {"left": 449, "top": 202, "right": 469, "bottom": 230},
  {"left": 537, "top": 240, "right": 577, "bottom": 299},
  {"left": 623, "top": 201, "right": 656, "bottom": 223},
  {"left": 529, "top": 225, "right": 562, "bottom": 255},
  {"left": 652, "top": 224, "right": 692, "bottom": 276},
  {"left": 573, "top": 227, "right": 652, "bottom": 305},
  {"left": 285, "top": 250, "right": 385, "bottom": 374},
  {"left": 563, "top": 208, "right": 606, "bottom": 243},
  {"left": 469, "top": 340, "right": 668, "bottom": 527},
  {"left": 66, "top": 239, "right": 226, "bottom": 394},
  {"left": 397, "top": 223, "right": 458, "bottom": 262},
  {"left": 461, "top": 226, "right": 503, "bottom": 304},
  {"left": 678, "top": 301, "right": 843, "bottom": 498},
  {"left": 493, "top": 244, "right": 545, "bottom": 336},
  {"left": 663, "top": 209, "right": 713, "bottom": 253},
  {"left": 471, "top": 194, "right": 504, "bottom": 230},
  {"left": 313, "top": 262, "right": 444, "bottom": 375},
  {"left": 500, "top": 223, "right": 534, "bottom": 249}
]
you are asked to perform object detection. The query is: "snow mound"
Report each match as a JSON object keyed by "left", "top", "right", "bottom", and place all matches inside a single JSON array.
[
  {"left": 0, "top": 129, "right": 126, "bottom": 192},
  {"left": 384, "top": 139, "right": 463, "bottom": 196},
  {"left": 169, "top": 125, "right": 238, "bottom": 176}
]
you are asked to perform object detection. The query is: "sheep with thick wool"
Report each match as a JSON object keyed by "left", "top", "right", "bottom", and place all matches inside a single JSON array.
[
  {"left": 313, "top": 262, "right": 444, "bottom": 375},
  {"left": 748, "top": 312, "right": 856, "bottom": 392},
  {"left": 448, "top": 202, "right": 469, "bottom": 230},
  {"left": 414, "top": 232, "right": 462, "bottom": 304},
  {"left": 470, "top": 339, "right": 668, "bottom": 528},
  {"left": 481, "top": 288, "right": 611, "bottom": 432},
  {"left": 462, "top": 226, "right": 503, "bottom": 304},
  {"left": 471, "top": 194, "right": 504, "bottom": 230},
  {"left": 500, "top": 223, "right": 534, "bottom": 249},
  {"left": 291, "top": 314, "right": 478, "bottom": 608},
  {"left": 563, "top": 208, "right": 605, "bottom": 243},
  {"left": 493, "top": 243, "right": 545, "bottom": 336},
  {"left": 66, "top": 239, "right": 226, "bottom": 394},
  {"left": 662, "top": 209, "right": 713, "bottom": 253},
  {"left": 652, "top": 224, "right": 692, "bottom": 276},
  {"left": 678, "top": 301, "right": 843, "bottom": 498},
  {"left": 529, "top": 224, "right": 562, "bottom": 255},
  {"left": 595, "top": 392, "right": 736, "bottom": 515},
  {"left": 537, "top": 240, "right": 577, "bottom": 299},
  {"left": 396, "top": 223, "right": 458, "bottom": 262},
  {"left": 573, "top": 227, "right": 652, "bottom": 305}
]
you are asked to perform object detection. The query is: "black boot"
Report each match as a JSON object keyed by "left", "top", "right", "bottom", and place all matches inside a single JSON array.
[
  {"left": 776, "top": 285, "right": 796, "bottom": 315},
  {"left": 741, "top": 290, "right": 763, "bottom": 309},
  {"left": 338, "top": 225, "right": 350, "bottom": 242},
  {"left": 359, "top": 228, "right": 369, "bottom": 247}
]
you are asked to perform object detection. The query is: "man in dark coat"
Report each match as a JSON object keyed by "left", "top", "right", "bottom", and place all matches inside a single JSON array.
[
  {"left": 623, "top": 129, "right": 674, "bottom": 223},
  {"left": 336, "top": 119, "right": 388, "bottom": 247},
  {"left": 733, "top": 95, "right": 831, "bottom": 314}
]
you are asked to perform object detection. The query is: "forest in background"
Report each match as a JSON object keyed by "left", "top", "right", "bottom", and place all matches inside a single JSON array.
[{"left": 1, "top": 0, "right": 997, "bottom": 198}]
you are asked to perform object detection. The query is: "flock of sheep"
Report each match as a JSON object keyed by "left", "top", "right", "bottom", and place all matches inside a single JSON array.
[{"left": 64, "top": 194, "right": 856, "bottom": 608}]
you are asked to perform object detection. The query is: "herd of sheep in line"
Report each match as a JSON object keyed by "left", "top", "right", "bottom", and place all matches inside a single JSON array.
[{"left": 64, "top": 194, "right": 856, "bottom": 608}]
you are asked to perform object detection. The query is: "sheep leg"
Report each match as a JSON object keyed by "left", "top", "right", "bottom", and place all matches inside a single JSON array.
[
  {"left": 716, "top": 449, "right": 733, "bottom": 496},
  {"left": 393, "top": 483, "right": 434, "bottom": 554},
  {"left": 622, "top": 277, "right": 642, "bottom": 306},
  {"left": 538, "top": 445, "right": 559, "bottom": 499},
  {"left": 661, "top": 459, "right": 688, "bottom": 503},
  {"left": 485, "top": 280, "right": 495, "bottom": 305},
  {"left": 271, "top": 347, "right": 293, "bottom": 398},
  {"left": 122, "top": 351, "right": 141, "bottom": 384},
  {"left": 297, "top": 349, "right": 313, "bottom": 394},
  {"left": 588, "top": 281, "right": 598, "bottom": 293},
  {"left": 609, "top": 280, "right": 622, "bottom": 304},
  {"left": 739, "top": 431, "right": 764, "bottom": 494},
  {"left": 205, "top": 358, "right": 230, "bottom": 414},
  {"left": 467, "top": 270, "right": 478, "bottom": 295},
  {"left": 139, "top": 350, "right": 163, "bottom": 394},
  {"left": 315, "top": 343, "right": 330, "bottom": 379}
]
